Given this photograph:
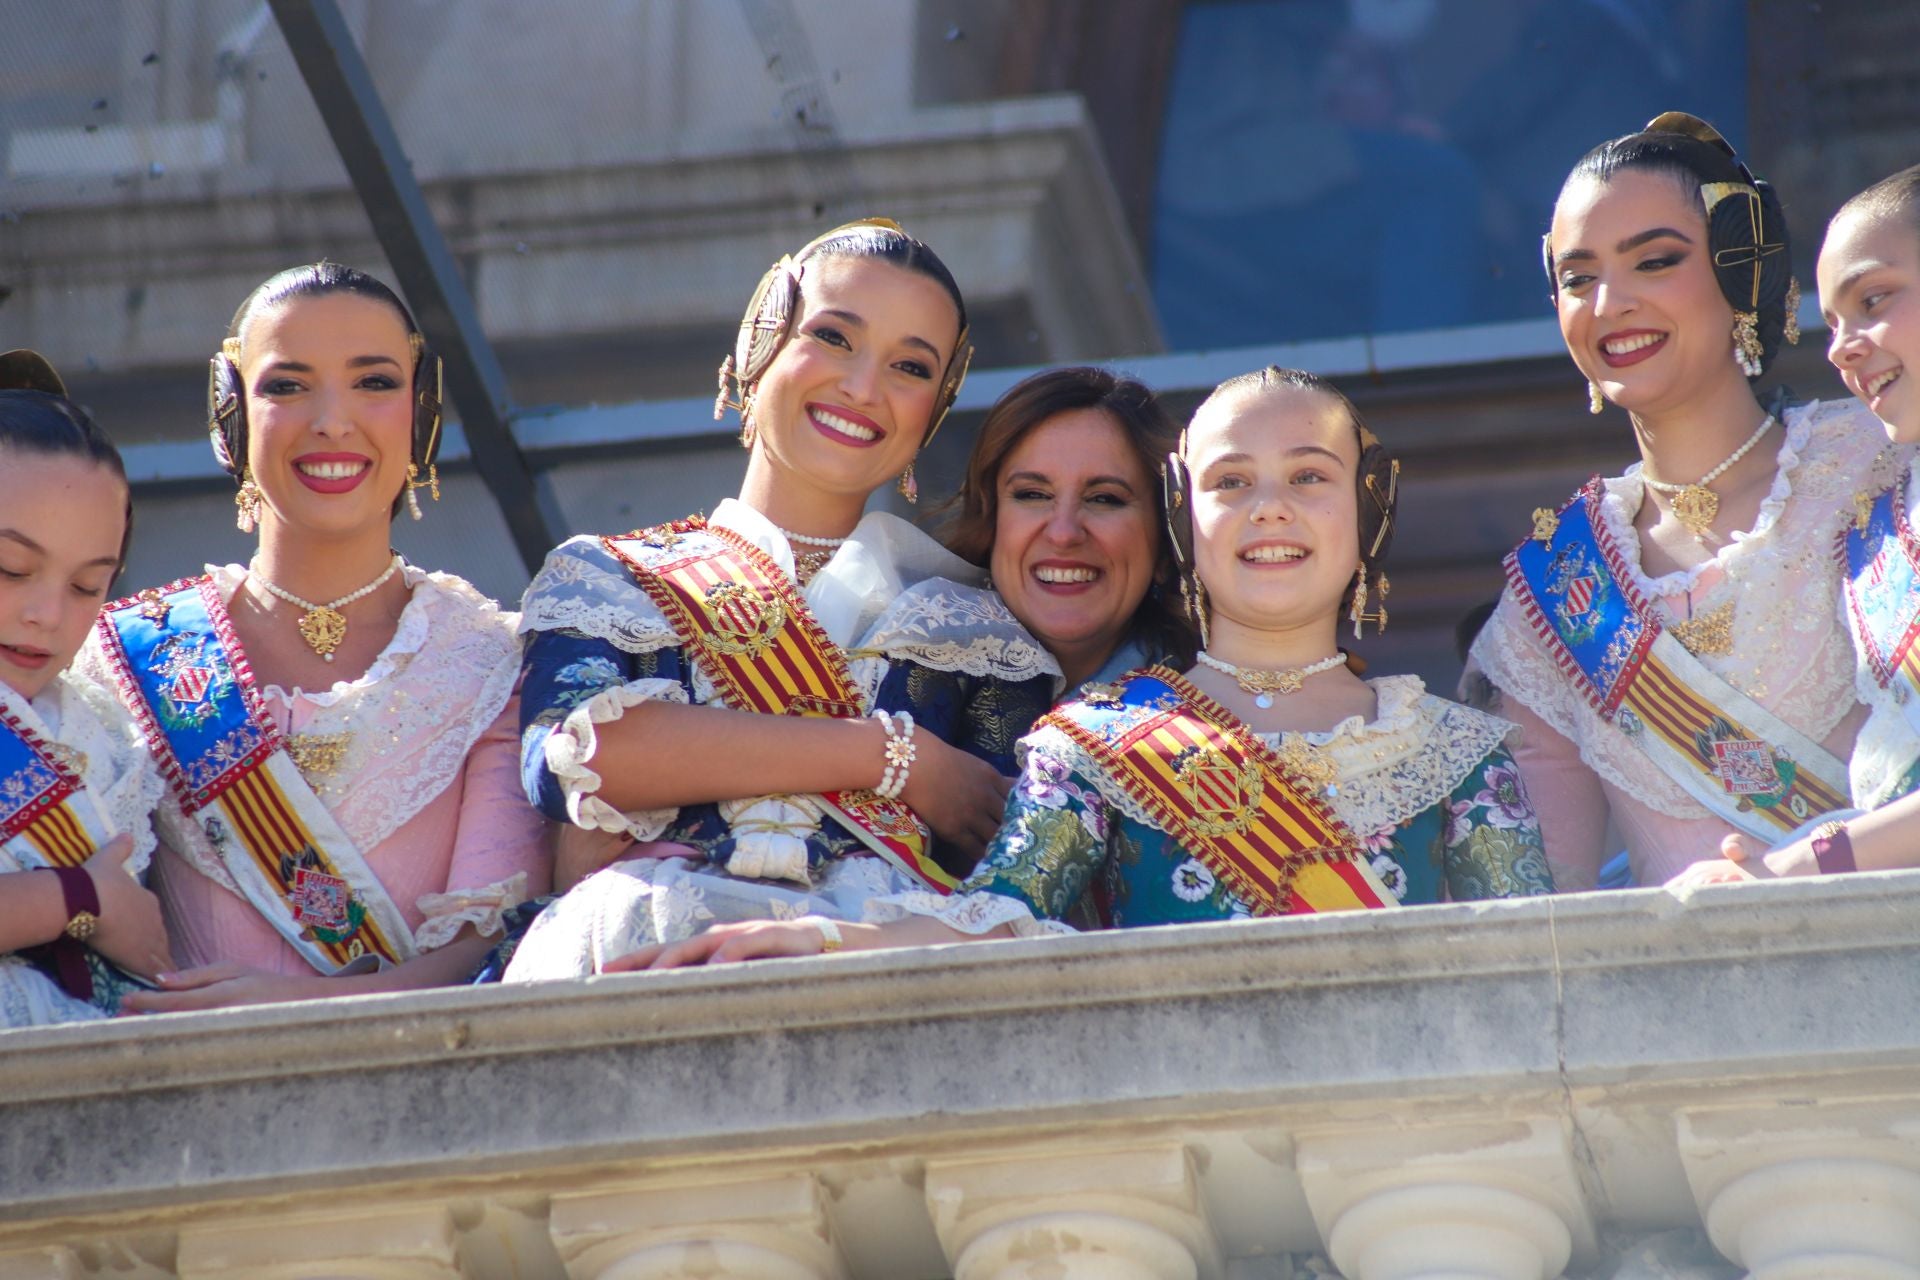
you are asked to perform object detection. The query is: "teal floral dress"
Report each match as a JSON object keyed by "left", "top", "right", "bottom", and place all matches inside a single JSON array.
[{"left": 878, "top": 674, "right": 1554, "bottom": 937}]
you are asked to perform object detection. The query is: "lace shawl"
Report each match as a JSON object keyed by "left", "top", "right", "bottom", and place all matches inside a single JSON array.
[
  {"left": 1021, "top": 675, "right": 1513, "bottom": 839},
  {"left": 0, "top": 673, "right": 163, "bottom": 877},
  {"left": 517, "top": 498, "right": 1060, "bottom": 689},
  {"left": 1473, "top": 397, "right": 1902, "bottom": 817},
  {"left": 75, "top": 564, "right": 523, "bottom": 915}
]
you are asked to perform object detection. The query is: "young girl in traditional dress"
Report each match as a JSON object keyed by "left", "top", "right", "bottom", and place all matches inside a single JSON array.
[
  {"left": 0, "top": 352, "right": 170, "bottom": 1026},
  {"left": 78, "top": 265, "right": 550, "bottom": 1010},
  {"left": 1464, "top": 113, "right": 1895, "bottom": 891},
  {"left": 1672, "top": 163, "right": 1920, "bottom": 885},
  {"left": 498, "top": 220, "right": 1058, "bottom": 981},
  {"left": 603, "top": 365, "right": 1553, "bottom": 971}
]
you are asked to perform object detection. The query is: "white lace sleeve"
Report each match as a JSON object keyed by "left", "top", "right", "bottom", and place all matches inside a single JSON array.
[
  {"left": 414, "top": 870, "right": 531, "bottom": 950},
  {"left": 517, "top": 536, "right": 679, "bottom": 654},
  {"left": 863, "top": 889, "right": 1077, "bottom": 938},
  {"left": 545, "top": 677, "right": 690, "bottom": 838}
]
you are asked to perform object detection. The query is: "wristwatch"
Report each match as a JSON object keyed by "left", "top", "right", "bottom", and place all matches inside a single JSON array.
[
  {"left": 52, "top": 866, "right": 100, "bottom": 941},
  {"left": 1810, "top": 820, "right": 1857, "bottom": 876}
]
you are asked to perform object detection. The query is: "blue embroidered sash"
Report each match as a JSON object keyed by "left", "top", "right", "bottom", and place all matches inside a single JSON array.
[
  {"left": 95, "top": 578, "right": 415, "bottom": 973},
  {"left": 0, "top": 698, "right": 109, "bottom": 869},
  {"left": 1508, "top": 480, "right": 1849, "bottom": 838}
]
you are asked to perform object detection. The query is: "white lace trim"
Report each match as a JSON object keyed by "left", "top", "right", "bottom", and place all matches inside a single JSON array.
[
  {"left": 1475, "top": 398, "right": 1899, "bottom": 815},
  {"left": 209, "top": 563, "right": 524, "bottom": 855},
  {"left": 518, "top": 512, "right": 1053, "bottom": 688},
  {"left": 546, "top": 677, "right": 689, "bottom": 838},
  {"left": 2, "top": 675, "right": 163, "bottom": 877},
  {"left": 866, "top": 889, "right": 1077, "bottom": 938},
  {"left": 1021, "top": 676, "right": 1511, "bottom": 839},
  {"left": 857, "top": 580, "right": 1061, "bottom": 684},
  {"left": 1601, "top": 404, "right": 1810, "bottom": 597},
  {"left": 413, "top": 870, "right": 531, "bottom": 950}
]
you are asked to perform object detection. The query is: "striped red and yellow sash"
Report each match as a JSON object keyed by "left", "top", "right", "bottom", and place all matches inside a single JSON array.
[
  {"left": 0, "top": 703, "right": 100, "bottom": 869},
  {"left": 1045, "top": 668, "right": 1385, "bottom": 916},
  {"left": 96, "top": 576, "right": 406, "bottom": 968},
  {"left": 603, "top": 518, "right": 955, "bottom": 892}
]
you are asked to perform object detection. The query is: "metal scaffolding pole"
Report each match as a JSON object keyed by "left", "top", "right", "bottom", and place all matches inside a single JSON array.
[{"left": 266, "top": 0, "right": 560, "bottom": 572}]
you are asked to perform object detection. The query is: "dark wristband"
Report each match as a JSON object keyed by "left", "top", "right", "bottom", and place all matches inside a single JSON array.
[
  {"left": 1811, "top": 821, "right": 1857, "bottom": 876},
  {"left": 51, "top": 865, "right": 101, "bottom": 938}
]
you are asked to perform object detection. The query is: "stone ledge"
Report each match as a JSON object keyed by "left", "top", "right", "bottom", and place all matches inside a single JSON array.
[{"left": 2, "top": 873, "right": 1918, "bottom": 1246}]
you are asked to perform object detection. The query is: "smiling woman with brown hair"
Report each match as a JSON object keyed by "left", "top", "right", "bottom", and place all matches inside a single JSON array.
[
  {"left": 940, "top": 366, "right": 1195, "bottom": 697},
  {"left": 1464, "top": 113, "right": 1894, "bottom": 892},
  {"left": 76, "top": 264, "right": 551, "bottom": 1012},
  {"left": 497, "top": 220, "right": 1061, "bottom": 981}
]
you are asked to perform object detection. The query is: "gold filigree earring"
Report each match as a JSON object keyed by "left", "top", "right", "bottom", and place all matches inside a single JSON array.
[
  {"left": 1588, "top": 380, "right": 1605, "bottom": 414},
  {"left": 404, "top": 462, "right": 439, "bottom": 521},
  {"left": 235, "top": 477, "right": 262, "bottom": 533},
  {"left": 898, "top": 461, "right": 918, "bottom": 504},
  {"left": 1784, "top": 277, "right": 1802, "bottom": 345},
  {"left": 1733, "top": 311, "right": 1764, "bottom": 377},
  {"left": 1350, "top": 568, "right": 1390, "bottom": 638}
]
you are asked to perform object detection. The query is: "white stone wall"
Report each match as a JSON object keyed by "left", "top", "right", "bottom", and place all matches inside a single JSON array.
[{"left": 4, "top": 874, "right": 1920, "bottom": 1277}]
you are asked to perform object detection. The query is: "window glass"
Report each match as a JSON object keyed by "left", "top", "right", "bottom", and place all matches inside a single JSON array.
[{"left": 1152, "top": 0, "right": 1748, "bottom": 347}]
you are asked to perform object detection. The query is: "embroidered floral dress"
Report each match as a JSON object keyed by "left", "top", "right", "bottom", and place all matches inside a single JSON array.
[
  {"left": 1842, "top": 454, "right": 1920, "bottom": 812},
  {"left": 874, "top": 675, "right": 1553, "bottom": 938},
  {"left": 0, "top": 673, "right": 164, "bottom": 1027},
  {"left": 74, "top": 563, "right": 549, "bottom": 974},
  {"left": 498, "top": 499, "right": 1058, "bottom": 980},
  {"left": 1469, "top": 399, "right": 1902, "bottom": 888}
]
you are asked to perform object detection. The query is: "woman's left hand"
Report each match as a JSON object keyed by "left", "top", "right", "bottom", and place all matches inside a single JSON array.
[
  {"left": 120, "top": 961, "right": 330, "bottom": 1013},
  {"left": 601, "top": 919, "right": 831, "bottom": 973}
]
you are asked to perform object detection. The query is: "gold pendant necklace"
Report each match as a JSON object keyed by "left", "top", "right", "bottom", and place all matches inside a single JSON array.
[
  {"left": 250, "top": 554, "right": 404, "bottom": 662},
  {"left": 1642, "top": 414, "right": 1775, "bottom": 539},
  {"left": 1194, "top": 649, "right": 1347, "bottom": 709}
]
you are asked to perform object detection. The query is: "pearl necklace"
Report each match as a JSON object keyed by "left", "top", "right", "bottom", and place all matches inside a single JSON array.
[
  {"left": 250, "top": 554, "right": 404, "bottom": 662},
  {"left": 1640, "top": 414, "right": 1775, "bottom": 539},
  {"left": 1195, "top": 649, "right": 1348, "bottom": 708},
  {"left": 776, "top": 526, "right": 849, "bottom": 584}
]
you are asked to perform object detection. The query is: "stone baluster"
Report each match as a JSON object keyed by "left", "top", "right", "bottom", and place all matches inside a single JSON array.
[
  {"left": 0, "top": 1248, "right": 81, "bottom": 1280},
  {"left": 174, "top": 1204, "right": 466, "bottom": 1278},
  {"left": 548, "top": 1174, "right": 843, "bottom": 1280},
  {"left": 1680, "top": 1107, "right": 1920, "bottom": 1278},
  {"left": 925, "top": 1145, "right": 1222, "bottom": 1280},
  {"left": 1297, "top": 1118, "right": 1594, "bottom": 1280}
]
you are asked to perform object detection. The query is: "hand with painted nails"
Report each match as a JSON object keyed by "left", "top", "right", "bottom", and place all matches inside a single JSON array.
[{"left": 81, "top": 835, "right": 173, "bottom": 982}]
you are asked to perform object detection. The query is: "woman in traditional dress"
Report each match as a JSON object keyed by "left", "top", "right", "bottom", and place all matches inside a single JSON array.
[
  {"left": 0, "top": 352, "right": 169, "bottom": 1026},
  {"left": 606, "top": 365, "right": 1554, "bottom": 971},
  {"left": 498, "top": 219, "right": 1059, "bottom": 981},
  {"left": 1673, "top": 162, "right": 1920, "bottom": 885},
  {"left": 1462, "top": 113, "right": 1895, "bottom": 891},
  {"left": 940, "top": 366, "right": 1195, "bottom": 698},
  {"left": 77, "top": 264, "right": 549, "bottom": 1010}
]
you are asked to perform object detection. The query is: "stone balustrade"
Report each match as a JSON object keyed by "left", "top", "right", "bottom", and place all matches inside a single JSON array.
[{"left": 3, "top": 873, "right": 1920, "bottom": 1279}]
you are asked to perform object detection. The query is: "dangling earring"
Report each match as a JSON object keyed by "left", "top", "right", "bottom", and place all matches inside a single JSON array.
[
  {"left": 898, "top": 461, "right": 918, "bottom": 504},
  {"left": 1588, "top": 380, "right": 1605, "bottom": 414},
  {"left": 1180, "top": 574, "right": 1212, "bottom": 650},
  {"left": 235, "top": 477, "right": 262, "bottom": 533},
  {"left": 739, "top": 411, "right": 757, "bottom": 449},
  {"left": 1732, "top": 311, "right": 1765, "bottom": 377},
  {"left": 1350, "top": 568, "right": 1390, "bottom": 638},
  {"left": 405, "top": 464, "right": 425, "bottom": 521},
  {"left": 713, "top": 354, "right": 739, "bottom": 422},
  {"left": 1784, "top": 277, "right": 1802, "bottom": 345}
]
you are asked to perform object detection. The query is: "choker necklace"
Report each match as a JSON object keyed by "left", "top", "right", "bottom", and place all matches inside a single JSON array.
[
  {"left": 1641, "top": 414, "right": 1775, "bottom": 539},
  {"left": 250, "top": 554, "right": 404, "bottom": 662},
  {"left": 1195, "top": 649, "right": 1347, "bottom": 708},
  {"left": 776, "top": 526, "right": 849, "bottom": 585}
]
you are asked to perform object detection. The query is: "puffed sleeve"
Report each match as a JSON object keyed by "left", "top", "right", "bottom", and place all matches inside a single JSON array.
[
  {"left": 1440, "top": 743, "right": 1558, "bottom": 900},
  {"left": 1460, "top": 656, "right": 1610, "bottom": 892},
  {"left": 414, "top": 694, "right": 555, "bottom": 950},
  {"left": 518, "top": 629, "right": 690, "bottom": 837}
]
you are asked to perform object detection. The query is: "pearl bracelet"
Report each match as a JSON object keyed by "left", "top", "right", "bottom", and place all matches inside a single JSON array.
[{"left": 872, "top": 709, "right": 917, "bottom": 800}]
